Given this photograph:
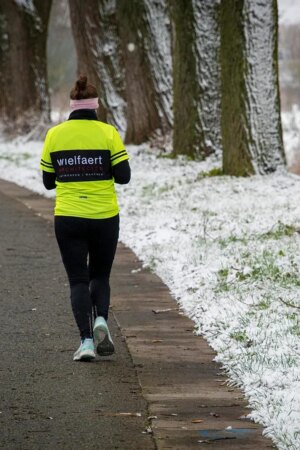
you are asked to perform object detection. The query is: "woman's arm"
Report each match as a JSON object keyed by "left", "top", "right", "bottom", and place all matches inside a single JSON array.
[
  {"left": 112, "top": 160, "right": 131, "bottom": 184},
  {"left": 42, "top": 171, "right": 56, "bottom": 190}
]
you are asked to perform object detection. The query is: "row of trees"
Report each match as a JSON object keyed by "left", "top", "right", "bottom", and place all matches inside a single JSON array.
[{"left": 0, "top": 0, "right": 286, "bottom": 175}]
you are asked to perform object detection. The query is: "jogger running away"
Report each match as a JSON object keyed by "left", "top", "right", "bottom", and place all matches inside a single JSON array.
[{"left": 40, "top": 75, "right": 131, "bottom": 361}]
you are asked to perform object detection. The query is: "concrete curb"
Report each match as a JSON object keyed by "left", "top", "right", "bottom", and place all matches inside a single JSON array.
[{"left": 0, "top": 179, "right": 274, "bottom": 450}]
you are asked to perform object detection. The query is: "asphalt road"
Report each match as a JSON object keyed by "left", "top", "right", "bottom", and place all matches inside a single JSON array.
[{"left": 0, "top": 191, "right": 155, "bottom": 450}]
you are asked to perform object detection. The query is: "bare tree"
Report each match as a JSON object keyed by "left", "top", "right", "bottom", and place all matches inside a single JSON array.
[
  {"left": 69, "top": 0, "right": 172, "bottom": 144},
  {"left": 220, "top": 0, "right": 286, "bottom": 175},
  {"left": 170, "top": 0, "right": 221, "bottom": 159},
  {"left": 117, "top": 0, "right": 172, "bottom": 143},
  {"left": 69, "top": 0, "right": 126, "bottom": 133},
  {"left": 0, "top": 0, "right": 52, "bottom": 135}
]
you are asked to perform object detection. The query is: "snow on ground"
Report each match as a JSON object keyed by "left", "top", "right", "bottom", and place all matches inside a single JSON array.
[{"left": 0, "top": 113, "right": 300, "bottom": 449}]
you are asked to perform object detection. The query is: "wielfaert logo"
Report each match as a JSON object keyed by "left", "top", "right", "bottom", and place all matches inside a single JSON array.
[
  {"left": 51, "top": 149, "right": 112, "bottom": 182},
  {"left": 57, "top": 155, "right": 103, "bottom": 166}
]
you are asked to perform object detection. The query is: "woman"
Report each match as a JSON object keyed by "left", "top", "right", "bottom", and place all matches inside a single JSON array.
[{"left": 40, "top": 75, "right": 130, "bottom": 361}]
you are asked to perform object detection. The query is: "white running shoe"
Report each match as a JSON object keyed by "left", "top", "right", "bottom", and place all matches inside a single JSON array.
[
  {"left": 93, "top": 317, "right": 115, "bottom": 356},
  {"left": 73, "top": 338, "right": 96, "bottom": 361}
]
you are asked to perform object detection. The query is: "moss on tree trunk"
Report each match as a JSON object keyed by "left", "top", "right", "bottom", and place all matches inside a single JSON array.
[{"left": 220, "top": 0, "right": 285, "bottom": 176}]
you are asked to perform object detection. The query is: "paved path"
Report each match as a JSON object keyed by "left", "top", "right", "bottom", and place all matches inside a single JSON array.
[
  {"left": 0, "top": 180, "right": 274, "bottom": 450},
  {"left": 0, "top": 189, "right": 155, "bottom": 450}
]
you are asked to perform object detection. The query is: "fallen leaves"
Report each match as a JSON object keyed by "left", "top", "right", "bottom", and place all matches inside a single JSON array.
[
  {"left": 95, "top": 411, "right": 142, "bottom": 417},
  {"left": 152, "top": 308, "right": 178, "bottom": 314}
]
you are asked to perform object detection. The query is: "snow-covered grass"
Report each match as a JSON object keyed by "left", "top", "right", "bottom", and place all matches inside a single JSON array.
[
  {"left": 0, "top": 113, "right": 300, "bottom": 449},
  {"left": 116, "top": 147, "right": 300, "bottom": 450}
]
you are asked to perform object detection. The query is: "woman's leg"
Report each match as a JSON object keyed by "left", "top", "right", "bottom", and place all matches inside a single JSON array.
[
  {"left": 54, "top": 216, "right": 93, "bottom": 339},
  {"left": 88, "top": 215, "right": 119, "bottom": 321}
]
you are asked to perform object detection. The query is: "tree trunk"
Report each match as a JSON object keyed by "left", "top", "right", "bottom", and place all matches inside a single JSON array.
[
  {"left": 221, "top": 0, "right": 286, "bottom": 175},
  {"left": 0, "top": 0, "right": 52, "bottom": 135},
  {"left": 170, "top": 0, "right": 221, "bottom": 159},
  {"left": 69, "top": 0, "right": 172, "bottom": 144},
  {"left": 117, "top": 0, "right": 172, "bottom": 144},
  {"left": 143, "top": 0, "right": 173, "bottom": 133},
  {"left": 68, "top": 0, "right": 126, "bottom": 133}
]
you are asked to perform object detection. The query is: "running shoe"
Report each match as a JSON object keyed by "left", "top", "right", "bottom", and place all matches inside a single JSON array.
[
  {"left": 93, "top": 316, "right": 115, "bottom": 356},
  {"left": 73, "top": 338, "right": 96, "bottom": 361}
]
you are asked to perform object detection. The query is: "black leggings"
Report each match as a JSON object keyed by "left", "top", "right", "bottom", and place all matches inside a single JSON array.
[{"left": 54, "top": 215, "right": 119, "bottom": 339}]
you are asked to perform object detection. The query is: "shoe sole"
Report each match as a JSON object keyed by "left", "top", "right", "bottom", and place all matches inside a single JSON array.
[
  {"left": 96, "top": 334, "right": 115, "bottom": 356},
  {"left": 73, "top": 350, "right": 96, "bottom": 362}
]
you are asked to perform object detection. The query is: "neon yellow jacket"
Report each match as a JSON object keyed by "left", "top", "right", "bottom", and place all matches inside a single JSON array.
[{"left": 40, "top": 119, "right": 129, "bottom": 219}]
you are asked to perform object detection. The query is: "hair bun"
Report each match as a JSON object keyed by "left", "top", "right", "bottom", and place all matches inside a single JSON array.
[
  {"left": 76, "top": 75, "right": 88, "bottom": 91},
  {"left": 70, "top": 75, "right": 98, "bottom": 100}
]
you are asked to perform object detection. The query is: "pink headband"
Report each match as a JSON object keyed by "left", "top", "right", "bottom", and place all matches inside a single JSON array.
[{"left": 70, "top": 97, "right": 99, "bottom": 111}]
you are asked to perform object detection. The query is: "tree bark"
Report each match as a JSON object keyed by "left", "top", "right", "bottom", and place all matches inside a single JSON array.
[
  {"left": 170, "top": 0, "right": 221, "bottom": 159},
  {"left": 68, "top": 0, "right": 126, "bottom": 133},
  {"left": 221, "top": 0, "right": 286, "bottom": 175},
  {"left": 69, "top": 0, "right": 172, "bottom": 144},
  {"left": 0, "top": 0, "right": 52, "bottom": 134},
  {"left": 117, "top": 0, "right": 172, "bottom": 144}
]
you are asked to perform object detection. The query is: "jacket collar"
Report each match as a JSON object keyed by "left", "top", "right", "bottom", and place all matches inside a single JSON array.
[{"left": 68, "top": 109, "right": 98, "bottom": 121}]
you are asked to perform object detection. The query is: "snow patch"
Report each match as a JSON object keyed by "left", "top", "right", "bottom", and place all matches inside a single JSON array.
[{"left": 14, "top": 0, "right": 35, "bottom": 15}]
